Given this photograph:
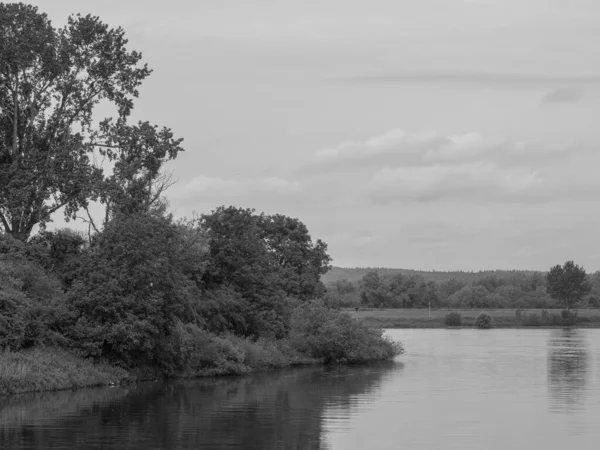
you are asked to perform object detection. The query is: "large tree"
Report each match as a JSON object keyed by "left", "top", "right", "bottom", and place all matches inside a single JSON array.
[
  {"left": 546, "top": 260, "right": 591, "bottom": 311},
  {"left": 0, "top": 3, "right": 182, "bottom": 241},
  {"left": 199, "top": 206, "right": 331, "bottom": 337}
]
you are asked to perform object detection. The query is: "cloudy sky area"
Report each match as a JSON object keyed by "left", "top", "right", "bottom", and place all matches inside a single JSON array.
[{"left": 37, "top": 0, "right": 600, "bottom": 270}]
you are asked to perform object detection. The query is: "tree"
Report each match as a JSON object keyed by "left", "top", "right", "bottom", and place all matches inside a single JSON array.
[
  {"left": 546, "top": 261, "right": 591, "bottom": 311},
  {"left": 68, "top": 211, "right": 201, "bottom": 364},
  {"left": 199, "top": 206, "right": 331, "bottom": 337},
  {"left": 359, "top": 270, "right": 389, "bottom": 308},
  {"left": 258, "top": 213, "right": 331, "bottom": 300},
  {"left": 0, "top": 3, "right": 182, "bottom": 241}
]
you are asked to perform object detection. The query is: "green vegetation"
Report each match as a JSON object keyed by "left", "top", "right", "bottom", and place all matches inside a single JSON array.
[
  {"left": 325, "top": 263, "right": 600, "bottom": 311},
  {"left": 352, "top": 308, "right": 600, "bottom": 329},
  {"left": 0, "top": 3, "right": 402, "bottom": 396},
  {"left": 546, "top": 261, "right": 591, "bottom": 311},
  {"left": 0, "top": 348, "right": 130, "bottom": 396},
  {"left": 444, "top": 312, "right": 462, "bottom": 327},
  {"left": 474, "top": 312, "right": 492, "bottom": 329}
]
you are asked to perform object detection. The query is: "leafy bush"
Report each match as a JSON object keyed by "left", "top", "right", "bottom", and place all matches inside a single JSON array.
[
  {"left": 1, "top": 238, "right": 71, "bottom": 350},
  {"left": 474, "top": 312, "right": 492, "bottom": 329},
  {"left": 520, "top": 309, "right": 577, "bottom": 327},
  {"left": 223, "top": 335, "right": 314, "bottom": 371},
  {"left": 521, "top": 313, "right": 542, "bottom": 326},
  {"left": 68, "top": 212, "right": 201, "bottom": 365},
  {"left": 289, "top": 301, "right": 403, "bottom": 364},
  {"left": 156, "top": 322, "right": 246, "bottom": 376},
  {"left": 444, "top": 311, "right": 462, "bottom": 327},
  {"left": 561, "top": 309, "right": 578, "bottom": 326}
]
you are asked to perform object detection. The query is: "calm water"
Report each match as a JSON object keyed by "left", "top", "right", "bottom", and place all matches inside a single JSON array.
[{"left": 2, "top": 328, "right": 600, "bottom": 449}]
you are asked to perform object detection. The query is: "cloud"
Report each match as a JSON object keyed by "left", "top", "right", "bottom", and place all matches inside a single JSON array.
[
  {"left": 304, "top": 129, "right": 577, "bottom": 174},
  {"left": 175, "top": 175, "right": 301, "bottom": 203},
  {"left": 309, "top": 129, "right": 438, "bottom": 169},
  {"left": 368, "top": 162, "right": 542, "bottom": 203},
  {"left": 541, "top": 87, "right": 584, "bottom": 104},
  {"left": 299, "top": 128, "right": 593, "bottom": 205},
  {"left": 303, "top": 129, "right": 491, "bottom": 174},
  {"left": 337, "top": 71, "right": 600, "bottom": 87}
]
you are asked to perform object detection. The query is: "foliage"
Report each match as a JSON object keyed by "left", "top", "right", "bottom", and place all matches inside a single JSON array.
[
  {"left": 448, "top": 285, "right": 491, "bottom": 309},
  {"left": 546, "top": 261, "right": 591, "bottom": 311},
  {"left": 258, "top": 213, "right": 331, "bottom": 300},
  {"left": 0, "top": 234, "right": 70, "bottom": 350},
  {"left": 519, "top": 309, "right": 575, "bottom": 327},
  {"left": 67, "top": 211, "right": 201, "bottom": 365},
  {"left": 0, "top": 4, "right": 401, "bottom": 388},
  {"left": 325, "top": 267, "right": 588, "bottom": 311},
  {"left": 289, "top": 301, "right": 403, "bottom": 363},
  {"left": 28, "top": 229, "right": 86, "bottom": 289},
  {"left": 444, "top": 311, "right": 462, "bottom": 327},
  {"left": 156, "top": 322, "right": 246, "bottom": 377},
  {"left": 0, "top": 347, "right": 129, "bottom": 396},
  {"left": 561, "top": 309, "right": 578, "bottom": 326},
  {"left": 520, "top": 313, "right": 542, "bottom": 327},
  {"left": 199, "top": 206, "right": 331, "bottom": 338},
  {"left": 360, "top": 270, "right": 391, "bottom": 307},
  {"left": 474, "top": 312, "right": 492, "bottom": 329},
  {"left": 0, "top": 3, "right": 181, "bottom": 241}
]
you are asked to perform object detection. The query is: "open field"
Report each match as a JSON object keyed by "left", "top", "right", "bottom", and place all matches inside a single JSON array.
[{"left": 348, "top": 308, "right": 600, "bottom": 328}]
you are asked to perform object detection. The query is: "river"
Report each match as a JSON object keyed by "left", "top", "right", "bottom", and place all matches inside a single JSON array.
[{"left": 1, "top": 328, "right": 600, "bottom": 449}]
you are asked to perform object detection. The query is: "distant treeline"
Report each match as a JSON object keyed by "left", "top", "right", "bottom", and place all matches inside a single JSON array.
[{"left": 324, "top": 268, "right": 600, "bottom": 309}]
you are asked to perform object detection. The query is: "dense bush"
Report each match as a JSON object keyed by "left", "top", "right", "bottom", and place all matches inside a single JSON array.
[
  {"left": 561, "top": 309, "right": 578, "bottom": 326},
  {"left": 289, "top": 301, "right": 403, "bottom": 363},
  {"left": 67, "top": 212, "right": 202, "bottom": 365},
  {"left": 0, "top": 236, "right": 70, "bottom": 350},
  {"left": 156, "top": 322, "right": 247, "bottom": 376},
  {"left": 444, "top": 311, "right": 462, "bottom": 327},
  {"left": 521, "top": 313, "right": 542, "bottom": 326},
  {"left": 474, "top": 312, "right": 492, "bottom": 329},
  {"left": 519, "top": 309, "right": 577, "bottom": 327}
]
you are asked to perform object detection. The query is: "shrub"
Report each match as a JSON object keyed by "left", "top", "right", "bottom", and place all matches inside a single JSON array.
[
  {"left": 223, "top": 335, "right": 314, "bottom": 371},
  {"left": 289, "top": 301, "right": 403, "bottom": 364},
  {"left": 515, "top": 307, "right": 523, "bottom": 321},
  {"left": 0, "top": 247, "right": 70, "bottom": 350},
  {"left": 156, "top": 322, "right": 246, "bottom": 376},
  {"left": 444, "top": 311, "right": 462, "bottom": 327},
  {"left": 561, "top": 309, "right": 578, "bottom": 326},
  {"left": 474, "top": 312, "right": 492, "bottom": 329},
  {"left": 521, "top": 313, "right": 542, "bottom": 326}
]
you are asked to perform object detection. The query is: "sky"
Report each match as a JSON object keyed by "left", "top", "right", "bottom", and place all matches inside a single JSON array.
[{"left": 32, "top": 0, "right": 600, "bottom": 271}]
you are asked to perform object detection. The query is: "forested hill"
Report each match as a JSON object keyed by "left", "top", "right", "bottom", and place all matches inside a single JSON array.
[{"left": 322, "top": 266, "right": 541, "bottom": 285}]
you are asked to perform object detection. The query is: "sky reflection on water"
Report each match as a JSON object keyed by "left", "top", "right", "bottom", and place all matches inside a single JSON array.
[{"left": 2, "top": 329, "right": 600, "bottom": 450}]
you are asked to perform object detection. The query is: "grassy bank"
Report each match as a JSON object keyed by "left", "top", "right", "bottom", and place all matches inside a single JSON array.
[
  {"left": 1, "top": 305, "right": 403, "bottom": 397},
  {"left": 351, "top": 308, "right": 600, "bottom": 329},
  {"left": 0, "top": 348, "right": 131, "bottom": 396}
]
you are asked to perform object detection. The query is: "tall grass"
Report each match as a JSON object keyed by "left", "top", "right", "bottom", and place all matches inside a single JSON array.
[{"left": 0, "top": 348, "right": 130, "bottom": 396}]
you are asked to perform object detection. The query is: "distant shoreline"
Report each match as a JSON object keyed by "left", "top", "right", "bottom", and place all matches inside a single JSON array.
[{"left": 351, "top": 308, "right": 600, "bottom": 329}]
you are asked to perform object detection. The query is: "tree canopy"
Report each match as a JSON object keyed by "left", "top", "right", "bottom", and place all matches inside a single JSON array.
[
  {"left": 0, "top": 2, "right": 182, "bottom": 241},
  {"left": 546, "top": 260, "right": 591, "bottom": 310}
]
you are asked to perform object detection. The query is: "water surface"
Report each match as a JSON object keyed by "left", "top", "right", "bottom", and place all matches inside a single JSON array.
[{"left": 1, "top": 328, "right": 600, "bottom": 449}]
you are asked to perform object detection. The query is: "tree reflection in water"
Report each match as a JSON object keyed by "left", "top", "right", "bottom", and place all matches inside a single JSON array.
[
  {"left": 547, "top": 328, "right": 589, "bottom": 414},
  {"left": 0, "top": 363, "right": 401, "bottom": 450}
]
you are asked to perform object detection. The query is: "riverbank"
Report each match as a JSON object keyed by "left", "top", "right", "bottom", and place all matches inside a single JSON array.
[
  {"left": 352, "top": 308, "right": 600, "bottom": 328},
  {"left": 1, "top": 320, "right": 403, "bottom": 397},
  {"left": 0, "top": 348, "right": 132, "bottom": 396}
]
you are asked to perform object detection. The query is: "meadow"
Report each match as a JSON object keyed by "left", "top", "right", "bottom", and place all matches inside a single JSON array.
[{"left": 350, "top": 308, "right": 600, "bottom": 328}]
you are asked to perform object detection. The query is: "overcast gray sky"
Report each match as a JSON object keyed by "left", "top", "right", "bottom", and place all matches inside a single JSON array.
[{"left": 36, "top": 0, "right": 600, "bottom": 271}]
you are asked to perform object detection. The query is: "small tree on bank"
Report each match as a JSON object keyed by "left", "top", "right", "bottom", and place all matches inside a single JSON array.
[{"left": 546, "top": 261, "right": 591, "bottom": 311}]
